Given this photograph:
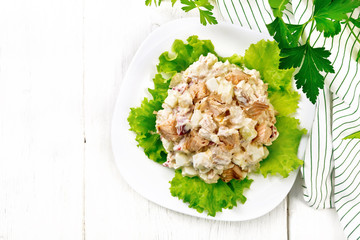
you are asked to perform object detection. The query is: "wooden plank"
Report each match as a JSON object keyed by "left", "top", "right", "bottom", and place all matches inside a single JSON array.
[
  {"left": 288, "top": 175, "right": 346, "bottom": 240},
  {"left": 0, "top": 1, "right": 84, "bottom": 239},
  {"left": 83, "top": 1, "right": 287, "bottom": 239}
]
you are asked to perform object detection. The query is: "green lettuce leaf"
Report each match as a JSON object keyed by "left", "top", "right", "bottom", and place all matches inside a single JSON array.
[
  {"left": 260, "top": 116, "right": 306, "bottom": 177},
  {"left": 221, "top": 54, "right": 244, "bottom": 67},
  {"left": 244, "top": 39, "right": 295, "bottom": 92},
  {"left": 242, "top": 40, "right": 304, "bottom": 175},
  {"left": 170, "top": 170, "right": 253, "bottom": 216},
  {"left": 127, "top": 74, "right": 171, "bottom": 164},
  {"left": 128, "top": 98, "right": 159, "bottom": 134},
  {"left": 157, "top": 35, "right": 217, "bottom": 73},
  {"left": 135, "top": 133, "right": 167, "bottom": 164},
  {"left": 268, "top": 90, "right": 300, "bottom": 116}
]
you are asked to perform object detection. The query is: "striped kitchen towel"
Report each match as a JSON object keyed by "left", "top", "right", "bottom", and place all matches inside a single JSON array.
[{"left": 217, "top": 0, "right": 360, "bottom": 239}]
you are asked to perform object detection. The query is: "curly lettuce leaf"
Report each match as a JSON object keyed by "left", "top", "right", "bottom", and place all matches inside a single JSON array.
[
  {"left": 244, "top": 39, "right": 280, "bottom": 71},
  {"left": 128, "top": 98, "right": 159, "bottom": 134},
  {"left": 242, "top": 40, "right": 304, "bottom": 176},
  {"left": 260, "top": 116, "right": 306, "bottom": 177},
  {"left": 127, "top": 74, "right": 171, "bottom": 164},
  {"left": 157, "top": 35, "right": 217, "bottom": 73},
  {"left": 148, "top": 73, "right": 173, "bottom": 102},
  {"left": 269, "top": 90, "right": 300, "bottom": 116},
  {"left": 244, "top": 39, "right": 295, "bottom": 92},
  {"left": 135, "top": 133, "right": 167, "bottom": 164},
  {"left": 221, "top": 54, "right": 244, "bottom": 67},
  {"left": 170, "top": 170, "right": 253, "bottom": 216}
]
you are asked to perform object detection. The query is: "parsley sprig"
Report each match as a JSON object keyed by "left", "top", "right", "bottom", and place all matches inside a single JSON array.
[
  {"left": 145, "top": 0, "right": 218, "bottom": 25},
  {"left": 267, "top": 0, "right": 360, "bottom": 103}
]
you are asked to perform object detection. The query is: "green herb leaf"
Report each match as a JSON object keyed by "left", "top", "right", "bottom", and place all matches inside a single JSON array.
[
  {"left": 313, "top": 0, "right": 359, "bottom": 37},
  {"left": 297, "top": 45, "right": 334, "bottom": 103},
  {"left": 266, "top": 0, "right": 360, "bottom": 103},
  {"left": 315, "top": 18, "right": 341, "bottom": 37},
  {"left": 170, "top": 171, "right": 253, "bottom": 216},
  {"left": 199, "top": 8, "right": 218, "bottom": 25},
  {"left": 343, "top": 131, "right": 360, "bottom": 139},
  {"left": 196, "top": 0, "right": 214, "bottom": 11},
  {"left": 280, "top": 44, "right": 306, "bottom": 69},
  {"left": 267, "top": 17, "right": 304, "bottom": 48},
  {"left": 181, "top": 0, "right": 196, "bottom": 11},
  {"left": 268, "top": 0, "right": 289, "bottom": 18},
  {"left": 180, "top": 0, "right": 217, "bottom": 25},
  {"left": 314, "top": 0, "right": 360, "bottom": 21},
  {"left": 145, "top": 0, "right": 162, "bottom": 6},
  {"left": 280, "top": 43, "right": 334, "bottom": 103},
  {"left": 145, "top": 0, "right": 217, "bottom": 25}
]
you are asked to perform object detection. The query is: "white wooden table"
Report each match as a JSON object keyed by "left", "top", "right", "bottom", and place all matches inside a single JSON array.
[{"left": 0, "top": 1, "right": 348, "bottom": 239}]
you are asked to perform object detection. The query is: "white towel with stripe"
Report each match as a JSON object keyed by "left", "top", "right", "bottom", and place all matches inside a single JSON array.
[{"left": 217, "top": 0, "right": 360, "bottom": 239}]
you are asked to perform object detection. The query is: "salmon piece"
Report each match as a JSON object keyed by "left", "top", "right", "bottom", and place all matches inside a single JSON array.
[
  {"left": 157, "top": 119, "right": 180, "bottom": 142},
  {"left": 199, "top": 94, "right": 228, "bottom": 116},
  {"left": 254, "top": 122, "right": 272, "bottom": 145},
  {"left": 211, "top": 145, "right": 232, "bottom": 165},
  {"left": 198, "top": 97, "right": 209, "bottom": 112},
  {"left": 245, "top": 101, "right": 269, "bottom": 119},
  {"left": 183, "top": 131, "right": 209, "bottom": 152},
  {"left": 225, "top": 69, "right": 251, "bottom": 85},
  {"left": 188, "top": 82, "right": 210, "bottom": 103},
  {"left": 199, "top": 113, "right": 217, "bottom": 133},
  {"left": 219, "top": 132, "right": 240, "bottom": 150},
  {"left": 221, "top": 165, "right": 247, "bottom": 182}
]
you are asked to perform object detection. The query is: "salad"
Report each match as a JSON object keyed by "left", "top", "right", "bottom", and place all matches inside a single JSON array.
[
  {"left": 128, "top": 36, "right": 305, "bottom": 216},
  {"left": 157, "top": 53, "right": 279, "bottom": 184}
]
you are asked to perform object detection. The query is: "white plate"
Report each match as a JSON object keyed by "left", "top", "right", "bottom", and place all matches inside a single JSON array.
[{"left": 111, "top": 18, "right": 314, "bottom": 221}]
